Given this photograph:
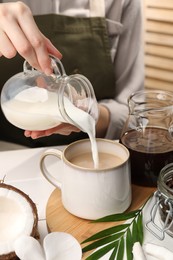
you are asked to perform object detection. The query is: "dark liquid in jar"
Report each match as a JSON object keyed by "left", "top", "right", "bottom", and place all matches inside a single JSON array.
[{"left": 120, "top": 127, "right": 173, "bottom": 186}]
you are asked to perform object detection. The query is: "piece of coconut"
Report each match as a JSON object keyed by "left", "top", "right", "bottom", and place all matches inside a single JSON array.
[
  {"left": 14, "top": 235, "right": 45, "bottom": 260},
  {"left": 43, "top": 232, "right": 82, "bottom": 260},
  {"left": 145, "top": 243, "right": 173, "bottom": 260},
  {"left": 132, "top": 242, "right": 147, "bottom": 260},
  {"left": 0, "top": 183, "right": 38, "bottom": 260},
  {"left": 14, "top": 232, "right": 82, "bottom": 260}
]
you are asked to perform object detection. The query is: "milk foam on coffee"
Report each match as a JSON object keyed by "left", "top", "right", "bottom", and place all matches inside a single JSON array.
[
  {"left": 70, "top": 152, "right": 123, "bottom": 169},
  {"left": 2, "top": 87, "right": 99, "bottom": 168}
]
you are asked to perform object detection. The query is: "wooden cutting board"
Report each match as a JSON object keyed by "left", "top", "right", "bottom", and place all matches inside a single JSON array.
[{"left": 46, "top": 185, "right": 156, "bottom": 259}]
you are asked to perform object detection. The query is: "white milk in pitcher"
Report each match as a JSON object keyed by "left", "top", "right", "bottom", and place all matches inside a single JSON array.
[{"left": 2, "top": 87, "right": 99, "bottom": 168}]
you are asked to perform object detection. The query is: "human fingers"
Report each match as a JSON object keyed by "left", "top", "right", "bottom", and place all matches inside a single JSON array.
[
  {"left": 0, "top": 4, "right": 17, "bottom": 59},
  {"left": 0, "top": 2, "right": 62, "bottom": 74},
  {"left": 0, "top": 6, "right": 41, "bottom": 71},
  {"left": 16, "top": 4, "right": 62, "bottom": 74},
  {"left": 45, "top": 124, "right": 80, "bottom": 136},
  {"left": 0, "top": 26, "right": 17, "bottom": 59},
  {"left": 43, "top": 36, "right": 62, "bottom": 60},
  {"left": 24, "top": 124, "right": 80, "bottom": 139},
  {"left": 24, "top": 130, "right": 46, "bottom": 139}
]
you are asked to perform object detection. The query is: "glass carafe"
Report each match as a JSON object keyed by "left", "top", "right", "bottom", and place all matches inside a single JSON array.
[
  {"left": 120, "top": 90, "right": 173, "bottom": 187},
  {"left": 1, "top": 56, "right": 98, "bottom": 132}
]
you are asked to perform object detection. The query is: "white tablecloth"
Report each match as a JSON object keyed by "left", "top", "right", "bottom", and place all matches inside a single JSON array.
[{"left": 0, "top": 142, "right": 65, "bottom": 242}]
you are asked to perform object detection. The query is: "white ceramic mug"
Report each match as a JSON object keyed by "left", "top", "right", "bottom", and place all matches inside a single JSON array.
[{"left": 40, "top": 139, "right": 131, "bottom": 220}]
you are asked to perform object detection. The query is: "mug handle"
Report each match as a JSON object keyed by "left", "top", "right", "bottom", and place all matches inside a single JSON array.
[{"left": 40, "top": 148, "right": 63, "bottom": 189}]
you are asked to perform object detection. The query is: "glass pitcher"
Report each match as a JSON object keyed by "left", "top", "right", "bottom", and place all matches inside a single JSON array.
[
  {"left": 1, "top": 55, "right": 98, "bottom": 132},
  {"left": 120, "top": 90, "right": 173, "bottom": 187}
]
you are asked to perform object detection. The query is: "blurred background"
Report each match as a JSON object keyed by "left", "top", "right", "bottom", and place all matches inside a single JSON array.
[{"left": 143, "top": 0, "right": 173, "bottom": 91}]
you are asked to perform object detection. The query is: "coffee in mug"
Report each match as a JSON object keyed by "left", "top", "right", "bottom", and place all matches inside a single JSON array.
[
  {"left": 40, "top": 138, "right": 131, "bottom": 220},
  {"left": 69, "top": 152, "right": 123, "bottom": 169}
]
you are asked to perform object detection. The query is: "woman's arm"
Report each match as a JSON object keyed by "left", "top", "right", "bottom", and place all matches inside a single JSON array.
[
  {"left": 100, "top": 0, "right": 145, "bottom": 140},
  {"left": 24, "top": 0, "right": 144, "bottom": 140}
]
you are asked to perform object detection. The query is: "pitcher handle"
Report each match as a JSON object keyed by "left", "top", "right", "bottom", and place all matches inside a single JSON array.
[
  {"left": 40, "top": 148, "right": 63, "bottom": 189},
  {"left": 23, "top": 54, "right": 66, "bottom": 77}
]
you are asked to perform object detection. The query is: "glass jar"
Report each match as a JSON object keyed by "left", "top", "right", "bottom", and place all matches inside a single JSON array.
[
  {"left": 1, "top": 55, "right": 98, "bottom": 132},
  {"left": 145, "top": 163, "right": 173, "bottom": 240},
  {"left": 120, "top": 90, "right": 173, "bottom": 187}
]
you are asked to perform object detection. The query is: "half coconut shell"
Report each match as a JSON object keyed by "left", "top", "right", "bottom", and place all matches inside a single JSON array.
[{"left": 0, "top": 183, "right": 39, "bottom": 260}]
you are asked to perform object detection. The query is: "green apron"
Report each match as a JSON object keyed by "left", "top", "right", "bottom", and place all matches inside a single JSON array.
[{"left": 0, "top": 1, "right": 120, "bottom": 147}]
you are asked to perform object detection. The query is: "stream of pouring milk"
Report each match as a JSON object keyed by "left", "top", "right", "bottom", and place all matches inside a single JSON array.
[{"left": 2, "top": 87, "right": 99, "bottom": 168}]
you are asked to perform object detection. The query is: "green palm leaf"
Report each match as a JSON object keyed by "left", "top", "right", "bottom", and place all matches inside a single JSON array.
[
  {"left": 137, "top": 213, "right": 144, "bottom": 244},
  {"left": 82, "top": 232, "right": 124, "bottom": 252},
  {"left": 92, "top": 210, "right": 140, "bottom": 223},
  {"left": 126, "top": 228, "right": 133, "bottom": 260},
  {"left": 82, "top": 194, "right": 153, "bottom": 260},
  {"left": 85, "top": 241, "right": 117, "bottom": 260},
  {"left": 131, "top": 220, "right": 139, "bottom": 243},
  {"left": 82, "top": 224, "right": 130, "bottom": 244},
  {"left": 116, "top": 237, "right": 124, "bottom": 260},
  {"left": 109, "top": 241, "right": 119, "bottom": 260}
]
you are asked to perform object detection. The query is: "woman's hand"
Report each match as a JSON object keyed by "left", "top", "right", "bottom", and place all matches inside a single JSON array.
[
  {"left": 0, "top": 2, "right": 62, "bottom": 74},
  {"left": 24, "top": 123, "right": 80, "bottom": 139},
  {"left": 24, "top": 105, "right": 110, "bottom": 139},
  {"left": 96, "top": 105, "right": 110, "bottom": 138}
]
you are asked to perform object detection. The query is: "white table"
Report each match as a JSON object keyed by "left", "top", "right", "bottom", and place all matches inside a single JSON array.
[
  {"left": 1, "top": 142, "right": 173, "bottom": 260},
  {"left": 0, "top": 143, "right": 65, "bottom": 242}
]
